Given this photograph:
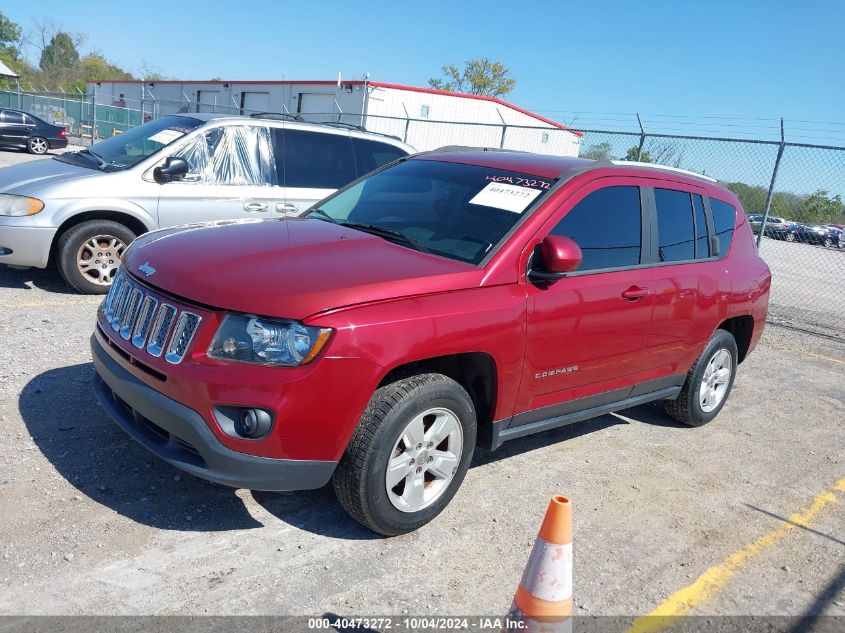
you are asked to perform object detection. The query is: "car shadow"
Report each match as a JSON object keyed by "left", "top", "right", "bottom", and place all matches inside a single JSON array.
[
  {"left": 20, "top": 363, "right": 262, "bottom": 532},
  {"left": 0, "top": 265, "right": 75, "bottom": 294},
  {"left": 22, "top": 361, "right": 687, "bottom": 538}
]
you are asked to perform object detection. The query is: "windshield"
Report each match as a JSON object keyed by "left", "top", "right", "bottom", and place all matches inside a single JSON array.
[
  {"left": 59, "top": 115, "right": 203, "bottom": 171},
  {"left": 307, "top": 159, "right": 555, "bottom": 265}
]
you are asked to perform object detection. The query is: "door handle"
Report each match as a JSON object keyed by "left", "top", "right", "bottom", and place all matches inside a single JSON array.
[
  {"left": 621, "top": 286, "right": 650, "bottom": 301},
  {"left": 244, "top": 201, "right": 269, "bottom": 213},
  {"left": 276, "top": 202, "right": 299, "bottom": 214}
]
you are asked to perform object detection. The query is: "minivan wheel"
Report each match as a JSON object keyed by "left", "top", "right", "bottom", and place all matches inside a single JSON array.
[
  {"left": 27, "top": 137, "right": 49, "bottom": 155},
  {"left": 56, "top": 220, "right": 136, "bottom": 294},
  {"left": 333, "top": 373, "right": 477, "bottom": 536},
  {"left": 664, "top": 329, "right": 738, "bottom": 427}
]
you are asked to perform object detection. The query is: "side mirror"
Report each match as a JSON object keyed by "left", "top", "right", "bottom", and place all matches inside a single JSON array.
[
  {"left": 153, "top": 156, "right": 189, "bottom": 184},
  {"left": 528, "top": 235, "right": 582, "bottom": 283}
]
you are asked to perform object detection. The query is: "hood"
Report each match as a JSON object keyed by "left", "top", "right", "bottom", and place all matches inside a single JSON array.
[
  {"left": 0, "top": 157, "right": 100, "bottom": 195},
  {"left": 124, "top": 218, "right": 482, "bottom": 319}
]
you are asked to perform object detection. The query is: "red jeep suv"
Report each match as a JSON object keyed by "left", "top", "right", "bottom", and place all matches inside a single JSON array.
[{"left": 91, "top": 150, "right": 771, "bottom": 535}]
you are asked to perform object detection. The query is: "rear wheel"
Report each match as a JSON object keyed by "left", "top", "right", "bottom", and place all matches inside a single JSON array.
[
  {"left": 664, "top": 329, "right": 738, "bottom": 427},
  {"left": 56, "top": 220, "right": 135, "bottom": 294},
  {"left": 27, "top": 136, "right": 49, "bottom": 155},
  {"left": 333, "top": 373, "right": 476, "bottom": 536}
]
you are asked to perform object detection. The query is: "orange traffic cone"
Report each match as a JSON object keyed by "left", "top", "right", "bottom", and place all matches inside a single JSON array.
[{"left": 507, "top": 495, "right": 573, "bottom": 632}]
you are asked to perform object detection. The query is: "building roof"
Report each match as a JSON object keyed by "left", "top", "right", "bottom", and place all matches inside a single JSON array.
[
  {"left": 87, "top": 78, "right": 582, "bottom": 136},
  {"left": 0, "top": 60, "right": 19, "bottom": 78}
]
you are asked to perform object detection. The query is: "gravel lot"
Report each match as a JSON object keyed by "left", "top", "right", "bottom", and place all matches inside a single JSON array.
[{"left": 0, "top": 148, "right": 843, "bottom": 621}]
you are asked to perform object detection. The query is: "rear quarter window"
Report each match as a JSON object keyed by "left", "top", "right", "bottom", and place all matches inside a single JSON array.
[
  {"left": 352, "top": 137, "right": 408, "bottom": 176},
  {"left": 710, "top": 198, "right": 737, "bottom": 256}
]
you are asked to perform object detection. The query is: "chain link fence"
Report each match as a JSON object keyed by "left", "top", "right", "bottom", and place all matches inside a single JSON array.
[{"left": 1, "top": 86, "right": 843, "bottom": 337}]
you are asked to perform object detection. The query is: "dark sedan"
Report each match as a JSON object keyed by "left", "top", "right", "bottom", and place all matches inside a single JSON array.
[
  {"left": 766, "top": 223, "right": 839, "bottom": 247},
  {"left": 0, "top": 108, "right": 68, "bottom": 154}
]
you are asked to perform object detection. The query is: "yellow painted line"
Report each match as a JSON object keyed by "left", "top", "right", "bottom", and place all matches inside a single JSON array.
[
  {"left": 628, "top": 477, "right": 845, "bottom": 633},
  {"left": 1, "top": 299, "right": 101, "bottom": 309},
  {"left": 799, "top": 351, "right": 845, "bottom": 366}
]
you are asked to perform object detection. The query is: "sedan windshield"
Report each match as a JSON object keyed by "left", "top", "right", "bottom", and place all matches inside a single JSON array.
[
  {"left": 306, "top": 159, "right": 555, "bottom": 264},
  {"left": 57, "top": 115, "right": 203, "bottom": 171}
]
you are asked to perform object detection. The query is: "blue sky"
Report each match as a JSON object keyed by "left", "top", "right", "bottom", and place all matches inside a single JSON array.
[{"left": 3, "top": 0, "right": 844, "bottom": 144}]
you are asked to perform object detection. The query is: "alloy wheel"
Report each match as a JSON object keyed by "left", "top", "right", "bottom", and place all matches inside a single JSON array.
[
  {"left": 386, "top": 407, "right": 464, "bottom": 513},
  {"left": 699, "top": 348, "right": 732, "bottom": 413},
  {"left": 76, "top": 235, "right": 126, "bottom": 287},
  {"left": 30, "top": 138, "right": 48, "bottom": 154}
]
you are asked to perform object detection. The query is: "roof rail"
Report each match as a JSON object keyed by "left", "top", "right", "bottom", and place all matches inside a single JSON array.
[
  {"left": 248, "top": 112, "right": 405, "bottom": 143},
  {"left": 249, "top": 112, "right": 304, "bottom": 122},
  {"left": 431, "top": 146, "right": 528, "bottom": 154},
  {"left": 609, "top": 160, "right": 717, "bottom": 183}
]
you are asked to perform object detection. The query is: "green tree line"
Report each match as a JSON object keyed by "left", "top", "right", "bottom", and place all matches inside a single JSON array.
[{"left": 1, "top": 11, "right": 135, "bottom": 92}]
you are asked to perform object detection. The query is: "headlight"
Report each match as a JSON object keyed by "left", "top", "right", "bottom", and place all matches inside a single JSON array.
[
  {"left": 208, "top": 314, "right": 332, "bottom": 366},
  {"left": 0, "top": 194, "right": 45, "bottom": 216}
]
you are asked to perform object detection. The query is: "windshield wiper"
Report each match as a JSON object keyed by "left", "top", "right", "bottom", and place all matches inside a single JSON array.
[
  {"left": 304, "top": 208, "right": 337, "bottom": 223},
  {"left": 78, "top": 149, "right": 110, "bottom": 170},
  {"left": 340, "top": 222, "right": 431, "bottom": 254}
]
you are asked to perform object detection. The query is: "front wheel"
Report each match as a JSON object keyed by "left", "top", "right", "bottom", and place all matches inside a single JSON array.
[
  {"left": 333, "top": 373, "right": 477, "bottom": 536},
  {"left": 56, "top": 219, "right": 136, "bottom": 294},
  {"left": 664, "top": 329, "right": 738, "bottom": 427},
  {"left": 785, "top": 232, "right": 796, "bottom": 242},
  {"left": 823, "top": 237, "right": 833, "bottom": 248}
]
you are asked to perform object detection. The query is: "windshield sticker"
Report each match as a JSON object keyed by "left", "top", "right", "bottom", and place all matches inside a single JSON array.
[
  {"left": 148, "top": 129, "right": 186, "bottom": 145},
  {"left": 469, "top": 182, "right": 544, "bottom": 213},
  {"left": 485, "top": 175, "right": 552, "bottom": 190}
]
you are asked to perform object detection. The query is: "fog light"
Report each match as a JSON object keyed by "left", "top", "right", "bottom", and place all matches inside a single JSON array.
[
  {"left": 213, "top": 405, "right": 274, "bottom": 440},
  {"left": 235, "top": 408, "right": 273, "bottom": 439}
]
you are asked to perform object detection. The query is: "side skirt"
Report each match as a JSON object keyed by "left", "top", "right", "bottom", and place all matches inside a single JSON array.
[{"left": 478, "top": 383, "right": 683, "bottom": 451}]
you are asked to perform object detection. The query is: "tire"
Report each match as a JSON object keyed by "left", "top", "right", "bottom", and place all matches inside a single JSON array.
[
  {"left": 664, "top": 329, "right": 738, "bottom": 427},
  {"left": 785, "top": 232, "right": 796, "bottom": 242},
  {"left": 333, "top": 373, "right": 477, "bottom": 536},
  {"left": 823, "top": 238, "right": 833, "bottom": 248},
  {"left": 27, "top": 136, "right": 49, "bottom": 155},
  {"left": 56, "top": 220, "right": 136, "bottom": 294}
]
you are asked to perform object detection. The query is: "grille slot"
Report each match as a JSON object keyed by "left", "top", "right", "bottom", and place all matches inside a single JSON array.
[
  {"left": 99, "top": 272, "right": 201, "bottom": 365},
  {"left": 120, "top": 289, "right": 143, "bottom": 340},
  {"left": 165, "top": 312, "right": 201, "bottom": 364},
  {"left": 131, "top": 296, "right": 159, "bottom": 348},
  {"left": 147, "top": 304, "right": 177, "bottom": 358}
]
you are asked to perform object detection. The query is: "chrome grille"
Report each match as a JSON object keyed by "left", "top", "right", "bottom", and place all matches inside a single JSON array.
[
  {"left": 131, "top": 296, "right": 159, "bottom": 348},
  {"left": 99, "top": 269, "right": 201, "bottom": 365},
  {"left": 165, "top": 312, "right": 201, "bottom": 364},
  {"left": 147, "top": 304, "right": 177, "bottom": 358}
]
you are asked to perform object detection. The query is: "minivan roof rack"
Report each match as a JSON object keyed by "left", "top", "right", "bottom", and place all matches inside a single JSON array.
[
  {"left": 609, "top": 160, "right": 718, "bottom": 183},
  {"left": 248, "top": 112, "right": 405, "bottom": 143},
  {"left": 249, "top": 112, "right": 304, "bottom": 122}
]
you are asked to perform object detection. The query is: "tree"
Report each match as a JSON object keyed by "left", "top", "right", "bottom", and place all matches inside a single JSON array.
[
  {"left": 39, "top": 32, "right": 80, "bottom": 73},
  {"left": 802, "top": 189, "right": 845, "bottom": 224},
  {"left": 623, "top": 146, "right": 651, "bottom": 162},
  {"left": 0, "top": 11, "right": 23, "bottom": 62},
  {"left": 580, "top": 142, "right": 613, "bottom": 161},
  {"left": 428, "top": 58, "right": 516, "bottom": 97}
]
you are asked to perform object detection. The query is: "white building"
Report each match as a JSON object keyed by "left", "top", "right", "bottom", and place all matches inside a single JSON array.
[{"left": 88, "top": 79, "right": 582, "bottom": 156}]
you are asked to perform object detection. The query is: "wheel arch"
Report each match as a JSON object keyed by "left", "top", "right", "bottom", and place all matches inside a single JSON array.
[
  {"left": 377, "top": 352, "right": 499, "bottom": 429},
  {"left": 49, "top": 210, "right": 151, "bottom": 265},
  {"left": 717, "top": 315, "right": 754, "bottom": 363}
]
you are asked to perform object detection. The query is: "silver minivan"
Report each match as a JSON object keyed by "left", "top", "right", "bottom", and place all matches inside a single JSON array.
[{"left": 0, "top": 113, "right": 414, "bottom": 293}]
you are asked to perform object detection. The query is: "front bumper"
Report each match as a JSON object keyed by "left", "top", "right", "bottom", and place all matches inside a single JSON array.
[
  {"left": 0, "top": 219, "right": 56, "bottom": 268},
  {"left": 91, "top": 334, "right": 337, "bottom": 491}
]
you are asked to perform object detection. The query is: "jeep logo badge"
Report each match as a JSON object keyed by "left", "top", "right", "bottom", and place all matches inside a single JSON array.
[{"left": 138, "top": 262, "right": 156, "bottom": 277}]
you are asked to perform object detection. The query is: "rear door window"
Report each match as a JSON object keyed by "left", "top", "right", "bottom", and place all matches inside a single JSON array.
[
  {"left": 351, "top": 137, "right": 408, "bottom": 176},
  {"left": 654, "top": 188, "right": 695, "bottom": 262},
  {"left": 551, "top": 186, "right": 642, "bottom": 271},
  {"left": 710, "top": 199, "right": 737, "bottom": 256},
  {"left": 2, "top": 111, "right": 25, "bottom": 124},
  {"left": 275, "top": 128, "right": 356, "bottom": 189}
]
